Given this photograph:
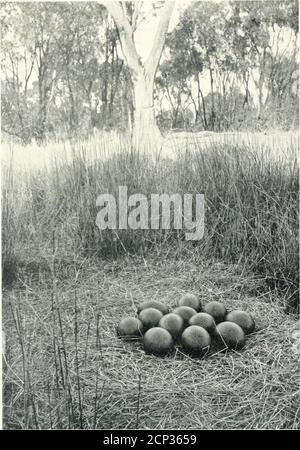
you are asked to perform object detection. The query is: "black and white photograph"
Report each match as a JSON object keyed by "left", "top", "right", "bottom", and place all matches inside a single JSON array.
[{"left": 1, "top": 0, "right": 299, "bottom": 432}]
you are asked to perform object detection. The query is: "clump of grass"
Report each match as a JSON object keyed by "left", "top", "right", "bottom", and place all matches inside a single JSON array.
[{"left": 2, "top": 159, "right": 21, "bottom": 285}]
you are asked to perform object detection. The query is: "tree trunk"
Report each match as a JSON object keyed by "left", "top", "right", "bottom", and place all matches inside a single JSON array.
[
  {"left": 197, "top": 75, "right": 207, "bottom": 129},
  {"left": 37, "top": 74, "right": 47, "bottom": 142},
  {"left": 67, "top": 72, "right": 76, "bottom": 130},
  {"left": 132, "top": 71, "right": 161, "bottom": 148}
]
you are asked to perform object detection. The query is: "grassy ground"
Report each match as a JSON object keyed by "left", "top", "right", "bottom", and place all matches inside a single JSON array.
[
  {"left": 1, "top": 130, "right": 299, "bottom": 429},
  {"left": 2, "top": 255, "right": 299, "bottom": 429}
]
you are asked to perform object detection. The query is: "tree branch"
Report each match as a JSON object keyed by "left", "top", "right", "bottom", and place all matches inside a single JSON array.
[{"left": 98, "top": 1, "right": 141, "bottom": 74}]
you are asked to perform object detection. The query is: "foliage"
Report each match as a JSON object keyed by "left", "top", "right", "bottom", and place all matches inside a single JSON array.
[{"left": 1, "top": 2, "right": 132, "bottom": 142}]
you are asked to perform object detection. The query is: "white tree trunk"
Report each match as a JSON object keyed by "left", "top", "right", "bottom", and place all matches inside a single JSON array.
[{"left": 99, "top": 1, "right": 175, "bottom": 149}]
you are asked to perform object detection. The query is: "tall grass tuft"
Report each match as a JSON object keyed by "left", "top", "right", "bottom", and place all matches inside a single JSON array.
[{"left": 2, "top": 158, "right": 20, "bottom": 285}]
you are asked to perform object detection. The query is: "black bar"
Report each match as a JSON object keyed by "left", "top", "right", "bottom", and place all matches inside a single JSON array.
[{"left": 1, "top": 428, "right": 277, "bottom": 447}]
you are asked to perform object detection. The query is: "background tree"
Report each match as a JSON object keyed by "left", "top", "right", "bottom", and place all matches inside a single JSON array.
[
  {"left": 1, "top": 1, "right": 298, "bottom": 142},
  {"left": 98, "top": 1, "right": 175, "bottom": 145}
]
